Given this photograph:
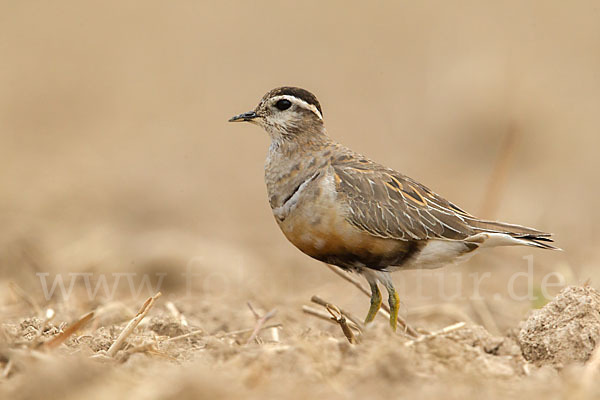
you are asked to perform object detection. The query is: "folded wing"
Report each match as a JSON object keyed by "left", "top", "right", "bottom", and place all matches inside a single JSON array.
[{"left": 332, "top": 153, "right": 556, "bottom": 249}]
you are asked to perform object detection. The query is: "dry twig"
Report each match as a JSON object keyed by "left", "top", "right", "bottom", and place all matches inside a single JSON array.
[
  {"left": 303, "top": 305, "right": 362, "bottom": 333},
  {"left": 304, "top": 305, "right": 361, "bottom": 344},
  {"left": 43, "top": 311, "right": 94, "bottom": 350},
  {"left": 302, "top": 306, "right": 339, "bottom": 324},
  {"left": 221, "top": 324, "right": 282, "bottom": 338},
  {"left": 106, "top": 292, "right": 162, "bottom": 357},
  {"left": 245, "top": 305, "right": 278, "bottom": 345},
  {"left": 404, "top": 322, "right": 465, "bottom": 347},
  {"left": 247, "top": 302, "right": 261, "bottom": 320},
  {"left": 165, "top": 329, "right": 204, "bottom": 343},
  {"left": 166, "top": 301, "right": 188, "bottom": 327},
  {"left": 324, "top": 302, "right": 357, "bottom": 344},
  {"left": 311, "top": 295, "right": 364, "bottom": 332},
  {"left": 305, "top": 296, "right": 361, "bottom": 344}
]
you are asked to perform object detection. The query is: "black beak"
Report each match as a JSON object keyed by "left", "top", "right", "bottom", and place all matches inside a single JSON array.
[{"left": 228, "top": 111, "right": 258, "bottom": 122}]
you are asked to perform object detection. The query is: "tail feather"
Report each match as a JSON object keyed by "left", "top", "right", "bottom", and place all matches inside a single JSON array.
[
  {"left": 468, "top": 218, "right": 550, "bottom": 236},
  {"left": 465, "top": 218, "right": 560, "bottom": 250},
  {"left": 526, "top": 239, "right": 560, "bottom": 250}
]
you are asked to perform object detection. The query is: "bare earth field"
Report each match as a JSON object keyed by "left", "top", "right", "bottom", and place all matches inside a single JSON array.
[{"left": 2, "top": 1, "right": 600, "bottom": 399}]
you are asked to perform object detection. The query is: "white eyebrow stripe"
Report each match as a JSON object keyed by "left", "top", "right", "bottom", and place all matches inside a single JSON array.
[{"left": 271, "top": 95, "right": 323, "bottom": 120}]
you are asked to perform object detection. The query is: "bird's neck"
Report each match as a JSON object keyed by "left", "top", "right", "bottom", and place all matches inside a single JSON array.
[
  {"left": 265, "top": 129, "right": 335, "bottom": 210},
  {"left": 268, "top": 127, "right": 332, "bottom": 157}
]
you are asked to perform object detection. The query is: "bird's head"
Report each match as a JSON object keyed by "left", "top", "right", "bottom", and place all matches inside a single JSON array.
[{"left": 229, "top": 86, "right": 326, "bottom": 141}]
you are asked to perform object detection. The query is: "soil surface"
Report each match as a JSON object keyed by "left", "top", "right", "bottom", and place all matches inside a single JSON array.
[{"left": 2, "top": 285, "right": 600, "bottom": 400}]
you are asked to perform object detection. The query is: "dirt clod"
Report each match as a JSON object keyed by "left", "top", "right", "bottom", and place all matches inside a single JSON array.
[
  {"left": 149, "top": 316, "right": 189, "bottom": 338},
  {"left": 518, "top": 285, "right": 600, "bottom": 368}
]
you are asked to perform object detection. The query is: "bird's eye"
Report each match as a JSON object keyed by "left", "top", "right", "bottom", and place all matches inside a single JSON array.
[{"left": 275, "top": 99, "right": 292, "bottom": 111}]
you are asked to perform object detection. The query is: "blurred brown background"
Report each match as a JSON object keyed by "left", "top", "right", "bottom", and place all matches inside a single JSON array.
[{"left": 1, "top": 1, "right": 599, "bottom": 330}]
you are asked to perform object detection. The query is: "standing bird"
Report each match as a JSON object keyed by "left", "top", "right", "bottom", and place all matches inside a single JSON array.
[{"left": 229, "top": 86, "right": 557, "bottom": 331}]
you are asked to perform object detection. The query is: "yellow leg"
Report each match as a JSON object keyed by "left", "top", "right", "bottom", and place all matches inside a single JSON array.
[
  {"left": 388, "top": 288, "right": 400, "bottom": 331},
  {"left": 364, "top": 280, "right": 382, "bottom": 324}
]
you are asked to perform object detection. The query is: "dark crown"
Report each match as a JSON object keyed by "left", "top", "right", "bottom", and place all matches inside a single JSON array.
[{"left": 263, "top": 87, "right": 323, "bottom": 116}]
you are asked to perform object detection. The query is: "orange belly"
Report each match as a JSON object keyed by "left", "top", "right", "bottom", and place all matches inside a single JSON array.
[{"left": 276, "top": 195, "right": 416, "bottom": 269}]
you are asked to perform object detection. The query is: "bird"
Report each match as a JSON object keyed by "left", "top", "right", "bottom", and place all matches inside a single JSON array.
[{"left": 229, "top": 86, "right": 558, "bottom": 331}]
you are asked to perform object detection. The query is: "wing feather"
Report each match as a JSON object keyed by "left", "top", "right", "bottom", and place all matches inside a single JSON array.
[{"left": 331, "top": 153, "right": 554, "bottom": 245}]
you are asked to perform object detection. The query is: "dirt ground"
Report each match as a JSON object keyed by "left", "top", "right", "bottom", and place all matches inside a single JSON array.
[{"left": 2, "top": 1, "right": 600, "bottom": 399}]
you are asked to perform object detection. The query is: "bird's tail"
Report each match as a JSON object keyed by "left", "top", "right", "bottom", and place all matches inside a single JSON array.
[{"left": 465, "top": 219, "right": 560, "bottom": 250}]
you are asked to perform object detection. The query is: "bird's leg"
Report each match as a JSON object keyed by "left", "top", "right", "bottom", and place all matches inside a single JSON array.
[
  {"left": 380, "top": 275, "right": 400, "bottom": 331},
  {"left": 386, "top": 285, "right": 400, "bottom": 331},
  {"left": 364, "top": 276, "right": 382, "bottom": 324}
]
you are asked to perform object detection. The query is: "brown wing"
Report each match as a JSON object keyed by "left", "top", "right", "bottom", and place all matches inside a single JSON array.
[{"left": 331, "top": 152, "right": 553, "bottom": 244}]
